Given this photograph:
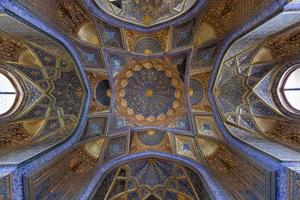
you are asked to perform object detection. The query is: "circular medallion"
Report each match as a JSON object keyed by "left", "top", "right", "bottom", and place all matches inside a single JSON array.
[
  {"left": 137, "top": 131, "right": 165, "bottom": 146},
  {"left": 115, "top": 59, "right": 184, "bottom": 126}
]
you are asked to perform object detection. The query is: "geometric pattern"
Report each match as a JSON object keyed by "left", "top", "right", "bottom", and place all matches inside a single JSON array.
[
  {"left": 190, "top": 71, "right": 212, "bottom": 113},
  {"left": 175, "top": 135, "right": 199, "bottom": 161},
  {"left": 2, "top": 1, "right": 300, "bottom": 200},
  {"left": 194, "top": 115, "right": 221, "bottom": 138},
  {"left": 115, "top": 59, "right": 184, "bottom": 127},
  {"left": 104, "top": 135, "right": 128, "bottom": 162},
  {"left": 93, "top": 0, "right": 197, "bottom": 27},
  {"left": 130, "top": 131, "right": 172, "bottom": 153},
  {"left": 0, "top": 174, "right": 12, "bottom": 200},
  {"left": 81, "top": 116, "right": 107, "bottom": 141},
  {"left": 92, "top": 158, "right": 211, "bottom": 199}
]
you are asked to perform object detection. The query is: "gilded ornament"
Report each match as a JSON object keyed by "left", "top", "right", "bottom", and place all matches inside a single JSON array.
[
  {"left": 125, "top": 70, "right": 134, "bottom": 78},
  {"left": 172, "top": 78, "right": 178, "bottom": 87},
  {"left": 156, "top": 64, "right": 164, "bottom": 71},
  {"left": 121, "top": 99, "right": 128, "bottom": 107},
  {"left": 120, "top": 79, "right": 128, "bottom": 87},
  {"left": 106, "top": 89, "right": 112, "bottom": 97},
  {"left": 157, "top": 114, "right": 166, "bottom": 121},
  {"left": 145, "top": 89, "right": 154, "bottom": 97},
  {"left": 143, "top": 62, "right": 153, "bottom": 69},
  {"left": 119, "top": 89, "right": 126, "bottom": 97},
  {"left": 144, "top": 49, "right": 153, "bottom": 55},
  {"left": 133, "top": 64, "right": 143, "bottom": 71},
  {"left": 172, "top": 100, "right": 180, "bottom": 109},
  {"left": 188, "top": 88, "right": 194, "bottom": 96},
  {"left": 147, "top": 130, "right": 156, "bottom": 136},
  {"left": 175, "top": 89, "right": 181, "bottom": 98},
  {"left": 127, "top": 108, "right": 135, "bottom": 115},
  {"left": 115, "top": 59, "right": 183, "bottom": 126},
  {"left": 164, "top": 70, "right": 172, "bottom": 78},
  {"left": 135, "top": 114, "right": 145, "bottom": 121},
  {"left": 146, "top": 116, "right": 156, "bottom": 123},
  {"left": 167, "top": 109, "right": 174, "bottom": 116}
]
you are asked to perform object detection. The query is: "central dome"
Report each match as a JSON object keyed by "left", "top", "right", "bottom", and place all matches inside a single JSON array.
[
  {"left": 116, "top": 59, "right": 184, "bottom": 126},
  {"left": 125, "top": 68, "right": 175, "bottom": 116}
]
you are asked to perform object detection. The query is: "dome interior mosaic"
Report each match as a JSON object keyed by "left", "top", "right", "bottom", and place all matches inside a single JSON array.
[
  {"left": 92, "top": 0, "right": 198, "bottom": 27},
  {"left": 115, "top": 59, "right": 184, "bottom": 127},
  {"left": 1, "top": 0, "right": 300, "bottom": 200}
]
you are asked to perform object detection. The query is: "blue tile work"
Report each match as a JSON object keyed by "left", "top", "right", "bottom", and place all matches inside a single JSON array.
[
  {"left": 192, "top": 42, "right": 220, "bottom": 69},
  {"left": 250, "top": 100, "right": 278, "bottom": 117},
  {"left": 288, "top": 169, "right": 300, "bottom": 199},
  {"left": 104, "top": 135, "right": 128, "bottom": 161},
  {"left": 133, "top": 37, "right": 162, "bottom": 54},
  {"left": 205, "top": 144, "right": 276, "bottom": 200},
  {"left": 1, "top": 1, "right": 299, "bottom": 200},
  {"left": 2, "top": 47, "right": 84, "bottom": 146},
  {"left": 107, "top": 52, "right": 193, "bottom": 134},
  {"left": 124, "top": 69, "right": 176, "bottom": 117},
  {"left": 249, "top": 63, "right": 275, "bottom": 79},
  {"left": 97, "top": 20, "right": 123, "bottom": 49},
  {"left": 75, "top": 42, "right": 105, "bottom": 69},
  {"left": 128, "top": 159, "right": 173, "bottom": 188},
  {"left": 104, "top": 49, "right": 127, "bottom": 77},
  {"left": 81, "top": 116, "right": 107, "bottom": 141},
  {"left": 91, "top": 157, "right": 213, "bottom": 200},
  {"left": 0, "top": 19, "right": 86, "bottom": 159},
  {"left": 95, "top": 80, "right": 111, "bottom": 106},
  {"left": 0, "top": 174, "right": 12, "bottom": 200},
  {"left": 165, "top": 191, "right": 177, "bottom": 200},
  {"left": 253, "top": 71, "right": 275, "bottom": 107},
  {"left": 186, "top": 167, "right": 213, "bottom": 200},
  {"left": 178, "top": 178, "right": 197, "bottom": 198},
  {"left": 127, "top": 191, "right": 141, "bottom": 200},
  {"left": 208, "top": 1, "right": 296, "bottom": 199},
  {"left": 51, "top": 69, "right": 84, "bottom": 117},
  {"left": 84, "top": 0, "right": 206, "bottom": 32},
  {"left": 168, "top": 114, "right": 192, "bottom": 133},
  {"left": 189, "top": 79, "right": 204, "bottom": 105},
  {"left": 218, "top": 74, "right": 245, "bottom": 113},
  {"left": 12, "top": 63, "right": 45, "bottom": 81},
  {"left": 90, "top": 168, "right": 118, "bottom": 199},
  {"left": 236, "top": 47, "right": 258, "bottom": 66},
  {"left": 166, "top": 51, "right": 190, "bottom": 82},
  {"left": 172, "top": 17, "right": 197, "bottom": 49},
  {"left": 0, "top": 1, "right": 91, "bottom": 199},
  {"left": 137, "top": 131, "right": 165, "bottom": 146},
  {"left": 80, "top": 152, "right": 228, "bottom": 200}
]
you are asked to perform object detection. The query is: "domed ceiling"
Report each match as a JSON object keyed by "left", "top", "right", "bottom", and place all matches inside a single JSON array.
[
  {"left": 92, "top": 0, "right": 198, "bottom": 27},
  {"left": 1, "top": 0, "right": 300, "bottom": 200},
  {"left": 115, "top": 59, "right": 184, "bottom": 126}
]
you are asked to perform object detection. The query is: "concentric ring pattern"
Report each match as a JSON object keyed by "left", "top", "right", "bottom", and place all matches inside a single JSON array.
[
  {"left": 189, "top": 79, "right": 204, "bottom": 105},
  {"left": 125, "top": 69, "right": 175, "bottom": 117},
  {"left": 137, "top": 131, "right": 165, "bottom": 146},
  {"left": 115, "top": 59, "right": 184, "bottom": 126}
]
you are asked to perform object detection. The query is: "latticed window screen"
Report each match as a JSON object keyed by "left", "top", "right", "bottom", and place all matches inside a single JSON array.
[
  {"left": 0, "top": 73, "right": 16, "bottom": 115},
  {"left": 283, "top": 68, "right": 300, "bottom": 110}
]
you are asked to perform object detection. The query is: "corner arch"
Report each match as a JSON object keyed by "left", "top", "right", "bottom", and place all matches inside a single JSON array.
[{"left": 79, "top": 151, "right": 229, "bottom": 200}]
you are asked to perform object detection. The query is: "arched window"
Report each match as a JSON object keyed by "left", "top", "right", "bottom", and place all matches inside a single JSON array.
[
  {"left": 0, "top": 72, "right": 18, "bottom": 116},
  {"left": 281, "top": 66, "right": 300, "bottom": 112}
]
